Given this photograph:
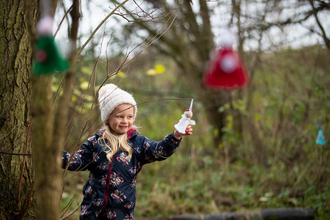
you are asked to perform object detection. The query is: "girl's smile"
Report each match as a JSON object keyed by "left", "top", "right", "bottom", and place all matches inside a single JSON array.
[{"left": 108, "top": 104, "right": 135, "bottom": 134}]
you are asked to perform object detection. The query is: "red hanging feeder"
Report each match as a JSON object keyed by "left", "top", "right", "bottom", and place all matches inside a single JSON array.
[{"left": 203, "top": 28, "right": 250, "bottom": 90}]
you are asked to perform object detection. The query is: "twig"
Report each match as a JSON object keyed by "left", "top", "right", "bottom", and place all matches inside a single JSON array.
[
  {"left": 132, "top": 0, "right": 153, "bottom": 19},
  {"left": 60, "top": 194, "right": 76, "bottom": 218},
  {"left": 61, "top": 31, "right": 105, "bottom": 155},
  {"left": 53, "top": 74, "right": 65, "bottom": 103},
  {"left": 54, "top": 4, "right": 73, "bottom": 37},
  {"left": 308, "top": 0, "right": 330, "bottom": 50},
  {"left": 65, "top": 32, "right": 106, "bottom": 131},
  {"left": 137, "top": 97, "right": 194, "bottom": 106},
  {"left": 17, "top": 180, "right": 36, "bottom": 220},
  {"left": 0, "top": 152, "right": 32, "bottom": 156},
  {"left": 113, "top": 12, "right": 167, "bottom": 22},
  {"left": 59, "top": 200, "right": 82, "bottom": 220},
  {"left": 60, "top": 182, "right": 66, "bottom": 209},
  {"left": 0, "top": 124, "right": 19, "bottom": 140},
  {"left": 105, "top": 13, "right": 177, "bottom": 73},
  {"left": 17, "top": 119, "right": 33, "bottom": 209},
  {"left": 74, "top": 0, "right": 129, "bottom": 62}
]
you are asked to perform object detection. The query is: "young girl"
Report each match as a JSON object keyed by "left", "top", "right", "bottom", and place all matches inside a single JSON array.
[{"left": 62, "top": 84, "right": 193, "bottom": 220}]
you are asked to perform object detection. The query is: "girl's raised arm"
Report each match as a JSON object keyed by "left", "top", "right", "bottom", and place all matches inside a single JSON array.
[
  {"left": 134, "top": 132, "right": 182, "bottom": 165},
  {"left": 62, "top": 136, "right": 96, "bottom": 171}
]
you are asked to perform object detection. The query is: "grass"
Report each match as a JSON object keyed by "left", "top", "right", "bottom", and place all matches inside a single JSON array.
[{"left": 133, "top": 142, "right": 330, "bottom": 219}]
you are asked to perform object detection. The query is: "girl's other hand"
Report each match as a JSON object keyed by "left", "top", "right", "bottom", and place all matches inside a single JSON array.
[{"left": 174, "top": 124, "right": 193, "bottom": 139}]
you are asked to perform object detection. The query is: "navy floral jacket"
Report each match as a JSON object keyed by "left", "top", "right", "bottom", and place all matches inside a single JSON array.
[{"left": 62, "top": 129, "right": 181, "bottom": 220}]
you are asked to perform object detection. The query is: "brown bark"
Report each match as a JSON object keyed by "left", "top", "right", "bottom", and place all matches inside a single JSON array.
[
  {"left": 0, "top": 0, "right": 37, "bottom": 219},
  {"left": 31, "top": 75, "right": 61, "bottom": 220},
  {"left": 30, "top": 0, "right": 62, "bottom": 219},
  {"left": 231, "top": 0, "right": 244, "bottom": 140}
]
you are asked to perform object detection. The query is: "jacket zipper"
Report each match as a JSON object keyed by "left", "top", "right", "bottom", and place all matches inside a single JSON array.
[{"left": 101, "top": 156, "right": 114, "bottom": 213}]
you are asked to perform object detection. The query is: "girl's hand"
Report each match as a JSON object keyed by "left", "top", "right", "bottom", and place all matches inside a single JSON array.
[{"left": 174, "top": 124, "right": 193, "bottom": 139}]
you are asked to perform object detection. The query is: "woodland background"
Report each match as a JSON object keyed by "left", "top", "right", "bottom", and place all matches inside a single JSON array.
[{"left": 0, "top": 0, "right": 329, "bottom": 220}]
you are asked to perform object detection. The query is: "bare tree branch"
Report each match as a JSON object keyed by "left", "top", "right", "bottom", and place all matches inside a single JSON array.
[
  {"left": 309, "top": 0, "right": 330, "bottom": 50},
  {"left": 75, "top": 0, "right": 129, "bottom": 62}
]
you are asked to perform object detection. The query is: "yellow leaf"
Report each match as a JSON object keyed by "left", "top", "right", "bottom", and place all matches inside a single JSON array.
[
  {"left": 118, "top": 70, "right": 125, "bottom": 78},
  {"left": 84, "top": 102, "right": 93, "bottom": 110},
  {"left": 81, "top": 67, "right": 91, "bottom": 75},
  {"left": 214, "top": 129, "right": 219, "bottom": 137},
  {"left": 259, "top": 197, "right": 269, "bottom": 202},
  {"left": 80, "top": 81, "right": 89, "bottom": 90},
  {"left": 71, "top": 95, "right": 77, "bottom": 102},
  {"left": 146, "top": 69, "right": 157, "bottom": 76},
  {"left": 52, "top": 84, "right": 58, "bottom": 92},
  {"left": 85, "top": 95, "right": 94, "bottom": 102},
  {"left": 155, "top": 65, "right": 165, "bottom": 74},
  {"left": 62, "top": 192, "right": 68, "bottom": 199},
  {"left": 73, "top": 89, "right": 81, "bottom": 96}
]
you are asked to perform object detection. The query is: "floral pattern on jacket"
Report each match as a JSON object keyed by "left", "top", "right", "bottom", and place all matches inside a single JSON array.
[{"left": 62, "top": 129, "right": 181, "bottom": 220}]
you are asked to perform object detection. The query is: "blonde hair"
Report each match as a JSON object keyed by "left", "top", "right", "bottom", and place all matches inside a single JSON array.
[{"left": 99, "top": 104, "right": 135, "bottom": 161}]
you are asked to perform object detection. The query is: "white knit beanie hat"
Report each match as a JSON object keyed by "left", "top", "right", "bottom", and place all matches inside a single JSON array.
[{"left": 98, "top": 84, "right": 137, "bottom": 124}]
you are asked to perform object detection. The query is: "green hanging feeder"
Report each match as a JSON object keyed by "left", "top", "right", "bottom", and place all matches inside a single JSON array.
[
  {"left": 33, "top": 36, "right": 69, "bottom": 75},
  {"left": 32, "top": 15, "right": 69, "bottom": 75}
]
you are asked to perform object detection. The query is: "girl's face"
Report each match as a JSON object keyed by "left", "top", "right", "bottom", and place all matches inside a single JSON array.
[{"left": 108, "top": 104, "right": 134, "bottom": 134}]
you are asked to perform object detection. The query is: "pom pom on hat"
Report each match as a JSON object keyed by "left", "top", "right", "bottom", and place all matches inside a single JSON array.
[
  {"left": 99, "top": 84, "right": 115, "bottom": 99},
  {"left": 98, "top": 84, "right": 137, "bottom": 124}
]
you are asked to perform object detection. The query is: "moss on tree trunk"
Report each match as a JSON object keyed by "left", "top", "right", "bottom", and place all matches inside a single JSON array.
[{"left": 0, "top": 0, "right": 37, "bottom": 219}]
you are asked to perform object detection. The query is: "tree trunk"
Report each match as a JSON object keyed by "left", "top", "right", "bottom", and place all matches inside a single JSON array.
[
  {"left": 0, "top": 0, "right": 37, "bottom": 219},
  {"left": 31, "top": 76, "right": 61, "bottom": 220},
  {"left": 30, "top": 0, "right": 62, "bottom": 219}
]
